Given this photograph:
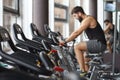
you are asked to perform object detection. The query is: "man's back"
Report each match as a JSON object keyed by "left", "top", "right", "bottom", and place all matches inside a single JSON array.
[{"left": 82, "top": 16, "right": 106, "bottom": 45}]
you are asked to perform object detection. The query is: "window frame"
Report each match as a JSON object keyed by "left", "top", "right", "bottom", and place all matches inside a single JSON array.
[
  {"left": 54, "top": 3, "right": 68, "bottom": 22},
  {"left": 3, "top": 0, "right": 20, "bottom": 15}
]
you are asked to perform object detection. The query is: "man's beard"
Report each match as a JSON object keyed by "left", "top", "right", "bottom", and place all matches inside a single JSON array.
[{"left": 78, "top": 17, "right": 83, "bottom": 22}]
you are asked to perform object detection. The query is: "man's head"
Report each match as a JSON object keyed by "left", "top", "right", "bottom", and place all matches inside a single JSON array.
[
  {"left": 104, "top": 19, "right": 110, "bottom": 26},
  {"left": 71, "top": 6, "right": 85, "bottom": 22}
]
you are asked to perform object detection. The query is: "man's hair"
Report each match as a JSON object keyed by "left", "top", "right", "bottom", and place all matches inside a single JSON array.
[
  {"left": 71, "top": 6, "right": 85, "bottom": 14},
  {"left": 104, "top": 19, "right": 110, "bottom": 23}
]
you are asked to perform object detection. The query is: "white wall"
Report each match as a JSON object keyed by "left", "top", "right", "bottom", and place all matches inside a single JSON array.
[
  {"left": 97, "top": 0, "right": 104, "bottom": 28},
  {"left": 22, "top": 0, "right": 33, "bottom": 39},
  {"left": 49, "top": 0, "right": 54, "bottom": 31},
  {"left": 74, "top": 0, "right": 81, "bottom": 30},
  {"left": 62, "top": 1, "right": 69, "bottom": 37},
  {"left": 0, "top": 0, "right": 3, "bottom": 26}
]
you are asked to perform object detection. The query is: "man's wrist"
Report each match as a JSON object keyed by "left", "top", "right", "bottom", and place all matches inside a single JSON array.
[{"left": 64, "top": 40, "right": 67, "bottom": 44}]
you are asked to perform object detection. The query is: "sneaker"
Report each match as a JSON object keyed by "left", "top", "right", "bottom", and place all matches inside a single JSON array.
[{"left": 80, "top": 71, "right": 87, "bottom": 77}]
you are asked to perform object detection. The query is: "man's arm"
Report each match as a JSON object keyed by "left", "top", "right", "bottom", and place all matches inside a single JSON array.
[
  {"left": 104, "top": 23, "right": 111, "bottom": 33},
  {"left": 65, "top": 19, "right": 90, "bottom": 43}
]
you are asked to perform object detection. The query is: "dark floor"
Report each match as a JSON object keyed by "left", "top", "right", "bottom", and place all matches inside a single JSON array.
[{"left": 103, "top": 52, "right": 120, "bottom": 72}]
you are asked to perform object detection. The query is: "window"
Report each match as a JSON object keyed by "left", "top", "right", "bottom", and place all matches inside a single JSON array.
[
  {"left": 3, "top": 0, "right": 20, "bottom": 51},
  {"left": 54, "top": 3, "right": 68, "bottom": 22},
  {"left": 54, "top": 1, "right": 69, "bottom": 36},
  {"left": 3, "top": 0, "right": 19, "bottom": 32},
  {"left": 49, "top": 0, "right": 71, "bottom": 36},
  {"left": 3, "top": 0, "right": 19, "bottom": 14}
]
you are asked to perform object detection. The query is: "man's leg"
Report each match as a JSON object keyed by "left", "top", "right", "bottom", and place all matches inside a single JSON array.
[
  {"left": 84, "top": 52, "right": 90, "bottom": 72},
  {"left": 74, "top": 41, "right": 87, "bottom": 72},
  {"left": 107, "top": 41, "right": 112, "bottom": 53}
]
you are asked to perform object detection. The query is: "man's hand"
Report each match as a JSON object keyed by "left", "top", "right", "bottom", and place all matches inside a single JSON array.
[{"left": 59, "top": 41, "right": 66, "bottom": 46}]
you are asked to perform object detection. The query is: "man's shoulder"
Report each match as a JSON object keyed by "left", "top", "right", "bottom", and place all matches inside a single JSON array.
[
  {"left": 87, "top": 16, "right": 95, "bottom": 20},
  {"left": 83, "top": 16, "right": 95, "bottom": 23}
]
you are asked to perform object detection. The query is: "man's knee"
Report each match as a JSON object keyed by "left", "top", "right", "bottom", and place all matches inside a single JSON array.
[
  {"left": 74, "top": 44, "right": 80, "bottom": 50},
  {"left": 74, "top": 42, "right": 87, "bottom": 51}
]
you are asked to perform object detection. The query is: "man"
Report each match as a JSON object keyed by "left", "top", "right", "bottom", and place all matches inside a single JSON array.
[
  {"left": 104, "top": 19, "right": 118, "bottom": 53},
  {"left": 59, "top": 6, "right": 106, "bottom": 75}
]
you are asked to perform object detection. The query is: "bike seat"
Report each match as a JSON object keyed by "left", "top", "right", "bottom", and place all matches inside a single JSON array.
[
  {"left": 13, "top": 23, "right": 46, "bottom": 52},
  {"left": 30, "top": 23, "right": 57, "bottom": 45}
]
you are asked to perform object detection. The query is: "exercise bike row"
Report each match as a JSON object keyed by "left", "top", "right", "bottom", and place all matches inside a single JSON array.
[
  {"left": 0, "top": 23, "right": 119, "bottom": 80},
  {"left": 0, "top": 23, "right": 83, "bottom": 80}
]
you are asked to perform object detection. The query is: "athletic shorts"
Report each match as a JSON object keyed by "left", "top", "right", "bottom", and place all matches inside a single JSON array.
[{"left": 86, "top": 40, "right": 106, "bottom": 53}]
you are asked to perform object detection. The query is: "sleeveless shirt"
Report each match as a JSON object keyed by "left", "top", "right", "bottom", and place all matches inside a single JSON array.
[{"left": 85, "top": 22, "right": 106, "bottom": 45}]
